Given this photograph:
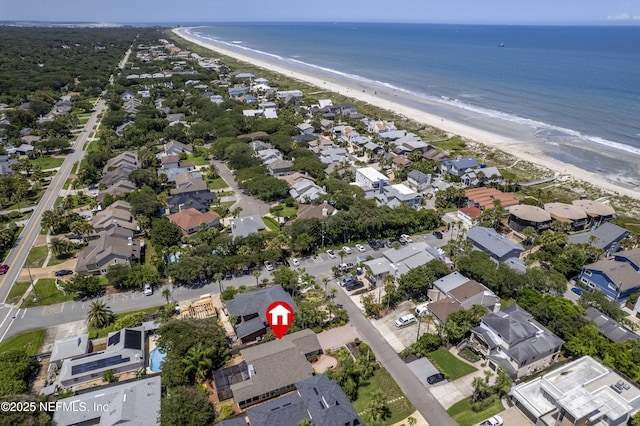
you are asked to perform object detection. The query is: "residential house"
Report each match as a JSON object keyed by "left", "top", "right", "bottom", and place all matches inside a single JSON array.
[
  {"left": 75, "top": 227, "right": 140, "bottom": 275},
  {"left": 407, "top": 170, "right": 432, "bottom": 192},
  {"left": 165, "top": 191, "right": 217, "bottom": 214},
  {"left": 319, "top": 147, "right": 349, "bottom": 165},
  {"left": 354, "top": 167, "right": 389, "bottom": 190},
  {"left": 578, "top": 248, "right": 640, "bottom": 302},
  {"left": 104, "top": 151, "right": 139, "bottom": 174},
  {"left": 457, "top": 206, "right": 483, "bottom": 226},
  {"left": 0, "top": 155, "right": 16, "bottom": 175},
  {"left": 423, "top": 146, "right": 450, "bottom": 162},
  {"left": 441, "top": 158, "right": 478, "bottom": 177},
  {"left": 91, "top": 200, "right": 139, "bottom": 234},
  {"left": 364, "top": 242, "right": 441, "bottom": 286},
  {"left": 289, "top": 179, "right": 326, "bottom": 203},
  {"left": 246, "top": 374, "right": 362, "bottom": 426},
  {"left": 461, "top": 166, "right": 503, "bottom": 186},
  {"left": 50, "top": 333, "right": 90, "bottom": 366},
  {"left": 115, "top": 121, "right": 134, "bottom": 137},
  {"left": 573, "top": 199, "right": 617, "bottom": 226},
  {"left": 120, "top": 90, "right": 135, "bottom": 101},
  {"left": 585, "top": 307, "right": 639, "bottom": 343},
  {"left": 57, "top": 327, "right": 145, "bottom": 386},
  {"left": 230, "top": 215, "right": 267, "bottom": 238},
  {"left": 465, "top": 187, "right": 519, "bottom": 210},
  {"left": 378, "top": 129, "right": 407, "bottom": 140},
  {"left": 568, "top": 222, "right": 629, "bottom": 255},
  {"left": 367, "top": 120, "right": 396, "bottom": 134},
  {"left": 391, "top": 155, "right": 413, "bottom": 171},
  {"left": 276, "top": 90, "right": 303, "bottom": 100},
  {"left": 267, "top": 159, "right": 293, "bottom": 177},
  {"left": 230, "top": 329, "right": 320, "bottom": 408},
  {"left": 229, "top": 87, "right": 249, "bottom": 98},
  {"left": 52, "top": 376, "right": 161, "bottom": 425},
  {"left": 393, "top": 136, "right": 429, "bottom": 155},
  {"left": 123, "top": 98, "right": 142, "bottom": 114},
  {"left": 297, "top": 123, "right": 314, "bottom": 135},
  {"left": 510, "top": 356, "right": 640, "bottom": 426},
  {"left": 164, "top": 139, "right": 193, "bottom": 155},
  {"left": 426, "top": 273, "right": 499, "bottom": 322},
  {"left": 370, "top": 183, "right": 423, "bottom": 209},
  {"left": 160, "top": 154, "right": 181, "bottom": 169},
  {"left": 468, "top": 305, "right": 564, "bottom": 378},
  {"left": 294, "top": 202, "right": 337, "bottom": 221},
  {"left": 101, "top": 168, "right": 131, "bottom": 187},
  {"left": 168, "top": 208, "right": 220, "bottom": 235},
  {"left": 508, "top": 205, "right": 553, "bottom": 232},
  {"left": 6, "top": 143, "right": 35, "bottom": 156},
  {"left": 544, "top": 202, "right": 590, "bottom": 231},
  {"left": 256, "top": 148, "right": 282, "bottom": 164},
  {"left": 171, "top": 173, "right": 208, "bottom": 195},
  {"left": 466, "top": 226, "right": 524, "bottom": 264},
  {"left": 98, "top": 180, "right": 136, "bottom": 200}
]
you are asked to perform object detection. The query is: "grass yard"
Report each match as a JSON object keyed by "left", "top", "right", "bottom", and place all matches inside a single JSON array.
[
  {"left": 427, "top": 348, "right": 477, "bottom": 380},
  {"left": 144, "top": 239, "right": 157, "bottom": 264},
  {"left": 186, "top": 154, "right": 210, "bottom": 166},
  {"left": 21, "top": 279, "right": 77, "bottom": 308},
  {"left": 447, "top": 397, "right": 504, "bottom": 426},
  {"left": 207, "top": 177, "right": 228, "bottom": 190},
  {"left": 0, "top": 329, "right": 46, "bottom": 356},
  {"left": 263, "top": 216, "right": 279, "bottom": 232},
  {"left": 47, "top": 247, "right": 82, "bottom": 266},
  {"left": 216, "top": 190, "right": 234, "bottom": 197},
  {"left": 6, "top": 282, "right": 30, "bottom": 305},
  {"left": 30, "top": 155, "right": 65, "bottom": 170},
  {"left": 26, "top": 245, "right": 49, "bottom": 268},
  {"left": 219, "top": 201, "right": 235, "bottom": 208},
  {"left": 351, "top": 367, "right": 415, "bottom": 424},
  {"left": 90, "top": 305, "right": 164, "bottom": 338}
]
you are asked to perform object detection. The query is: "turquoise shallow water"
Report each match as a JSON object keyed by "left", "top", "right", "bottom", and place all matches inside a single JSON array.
[{"left": 149, "top": 347, "right": 166, "bottom": 373}]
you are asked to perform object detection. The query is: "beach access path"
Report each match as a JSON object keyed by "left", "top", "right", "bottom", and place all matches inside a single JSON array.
[{"left": 173, "top": 27, "right": 640, "bottom": 202}]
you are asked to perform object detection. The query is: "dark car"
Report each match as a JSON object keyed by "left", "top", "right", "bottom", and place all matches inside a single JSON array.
[
  {"left": 368, "top": 240, "right": 380, "bottom": 251},
  {"left": 383, "top": 240, "right": 393, "bottom": 248},
  {"left": 54, "top": 269, "right": 73, "bottom": 277},
  {"left": 433, "top": 231, "right": 443, "bottom": 239},
  {"left": 224, "top": 271, "right": 233, "bottom": 280},
  {"left": 345, "top": 280, "right": 364, "bottom": 291},
  {"left": 282, "top": 258, "right": 290, "bottom": 267},
  {"left": 571, "top": 287, "right": 584, "bottom": 296},
  {"left": 0, "top": 264, "right": 8, "bottom": 275},
  {"left": 427, "top": 373, "right": 446, "bottom": 385}
]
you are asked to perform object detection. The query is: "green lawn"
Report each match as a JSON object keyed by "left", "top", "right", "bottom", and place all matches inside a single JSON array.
[
  {"left": 144, "top": 239, "right": 157, "bottom": 264},
  {"left": 0, "top": 329, "right": 46, "bottom": 356},
  {"left": 219, "top": 201, "right": 235, "bottom": 208},
  {"left": 207, "top": 177, "right": 228, "bottom": 190},
  {"left": 263, "top": 216, "right": 279, "bottom": 232},
  {"left": 447, "top": 397, "right": 504, "bottom": 426},
  {"left": 90, "top": 305, "right": 164, "bottom": 338},
  {"left": 21, "top": 278, "right": 77, "bottom": 308},
  {"left": 47, "top": 246, "right": 82, "bottom": 266},
  {"left": 351, "top": 367, "right": 415, "bottom": 424},
  {"left": 26, "top": 245, "right": 49, "bottom": 268},
  {"left": 6, "top": 282, "right": 30, "bottom": 305},
  {"left": 427, "top": 348, "right": 477, "bottom": 380},
  {"left": 216, "top": 191, "right": 234, "bottom": 197},
  {"left": 186, "top": 154, "right": 210, "bottom": 166},
  {"left": 30, "top": 155, "right": 65, "bottom": 170},
  {"left": 279, "top": 206, "right": 297, "bottom": 217}
]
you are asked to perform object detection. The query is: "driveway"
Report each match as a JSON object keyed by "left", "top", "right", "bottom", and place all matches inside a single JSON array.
[{"left": 406, "top": 358, "right": 440, "bottom": 389}]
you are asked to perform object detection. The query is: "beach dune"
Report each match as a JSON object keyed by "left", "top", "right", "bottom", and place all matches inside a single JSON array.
[{"left": 173, "top": 27, "right": 640, "bottom": 201}]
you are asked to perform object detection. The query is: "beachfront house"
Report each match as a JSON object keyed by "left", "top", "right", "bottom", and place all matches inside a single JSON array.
[
  {"left": 544, "top": 202, "right": 590, "bottom": 232},
  {"left": 441, "top": 158, "right": 478, "bottom": 177},
  {"left": 466, "top": 226, "right": 524, "bottom": 263},
  {"left": 578, "top": 248, "right": 640, "bottom": 302}
]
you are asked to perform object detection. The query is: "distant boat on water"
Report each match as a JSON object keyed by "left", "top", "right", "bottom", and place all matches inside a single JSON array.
[{"left": 498, "top": 42, "right": 505, "bottom": 48}]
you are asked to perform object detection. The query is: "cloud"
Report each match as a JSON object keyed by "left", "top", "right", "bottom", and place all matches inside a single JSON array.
[{"left": 607, "top": 12, "right": 640, "bottom": 20}]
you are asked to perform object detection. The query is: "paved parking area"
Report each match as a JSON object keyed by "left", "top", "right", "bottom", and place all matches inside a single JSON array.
[
  {"left": 497, "top": 406, "right": 534, "bottom": 426},
  {"left": 406, "top": 358, "right": 440, "bottom": 389}
]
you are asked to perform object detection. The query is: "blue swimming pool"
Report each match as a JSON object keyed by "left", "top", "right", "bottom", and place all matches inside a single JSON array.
[{"left": 149, "top": 347, "right": 166, "bottom": 373}]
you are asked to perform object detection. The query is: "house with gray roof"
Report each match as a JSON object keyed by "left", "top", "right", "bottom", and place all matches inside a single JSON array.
[
  {"left": 52, "top": 376, "right": 160, "bottom": 426},
  {"left": 585, "top": 307, "right": 639, "bottom": 343},
  {"left": 230, "top": 215, "right": 266, "bottom": 239},
  {"left": 267, "top": 159, "right": 293, "bottom": 176},
  {"left": 75, "top": 227, "right": 140, "bottom": 275},
  {"left": 171, "top": 173, "right": 208, "bottom": 195},
  {"left": 461, "top": 166, "right": 503, "bottom": 186},
  {"left": 246, "top": 393, "right": 307, "bottom": 426},
  {"left": 57, "top": 327, "right": 145, "bottom": 387},
  {"left": 466, "top": 226, "right": 524, "bottom": 264},
  {"left": 364, "top": 242, "right": 440, "bottom": 288},
  {"left": 568, "top": 222, "right": 629, "bottom": 255},
  {"left": 225, "top": 285, "right": 297, "bottom": 343},
  {"left": 441, "top": 158, "right": 478, "bottom": 176},
  {"left": 91, "top": 200, "right": 138, "bottom": 234},
  {"left": 164, "top": 139, "right": 192, "bottom": 156},
  {"left": 289, "top": 179, "right": 326, "bottom": 203},
  {"left": 319, "top": 147, "right": 349, "bottom": 164},
  {"left": 104, "top": 151, "right": 138, "bottom": 174},
  {"left": 297, "top": 123, "right": 314, "bottom": 135},
  {"left": 578, "top": 248, "right": 640, "bottom": 302},
  {"left": 370, "top": 183, "right": 423, "bottom": 209},
  {"left": 407, "top": 170, "right": 432, "bottom": 192},
  {"left": 469, "top": 305, "right": 564, "bottom": 379},
  {"left": 50, "top": 333, "right": 90, "bottom": 365},
  {"left": 230, "top": 329, "right": 320, "bottom": 408}
]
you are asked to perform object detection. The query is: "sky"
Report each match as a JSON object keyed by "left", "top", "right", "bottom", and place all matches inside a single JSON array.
[{"left": 1, "top": 0, "right": 640, "bottom": 24}]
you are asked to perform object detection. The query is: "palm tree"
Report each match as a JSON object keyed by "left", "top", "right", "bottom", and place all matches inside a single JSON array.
[
  {"left": 162, "top": 288, "right": 171, "bottom": 304},
  {"left": 41, "top": 210, "right": 60, "bottom": 233},
  {"left": 421, "top": 313, "right": 435, "bottom": 334},
  {"left": 337, "top": 249, "right": 346, "bottom": 264},
  {"left": 213, "top": 272, "right": 224, "bottom": 293},
  {"left": 330, "top": 288, "right": 338, "bottom": 299},
  {"left": 366, "top": 390, "right": 388, "bottom": 424},
  {"left": 87, "top": 300, "right": 113, "bottom": 328},
  {"left": 252, "top": 270, "right": 261, "bottom": 287},
  {"left": 49, "top": 237, "right": 69, "bottom": 256},
  {"left": 472, "top": 376, "right": 489, "bottom": 401},
  {"left": 182, "top": 343, "right": 214, "bottom": 383}
]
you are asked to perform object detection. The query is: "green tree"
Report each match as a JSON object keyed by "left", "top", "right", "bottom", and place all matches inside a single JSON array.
[
  {"left": 150, "top": 217, "right": 183, "bottom": 248},
  {"left": 182, "top": 343, "right": 216, "bottom": 383},
  {"left": 160, "top": 386, "right": 215, "bottom": 426},
  {"left": 87, "top": 300, "right": 113, "bottom": 328},
  {"left": 366, "top": 390, "right": 390, "bottom": 424},
  {"left": 67, "top": 274, "right": 104, "bottom": 299},
  {"left": 272, "top": 266, "right": 299, "bottom": 294}
]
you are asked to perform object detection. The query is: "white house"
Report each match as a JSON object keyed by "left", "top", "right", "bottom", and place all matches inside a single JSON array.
[{"left": 355, "top": 167, "right": 389, "bottom": 190}]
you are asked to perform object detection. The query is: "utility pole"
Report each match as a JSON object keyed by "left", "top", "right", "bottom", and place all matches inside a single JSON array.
[
  {"left": 416, "top": 318, "right": 421, "bottom": 343},
  {"left": 27, "top": 265, "right": 38, "bottom": 301}
]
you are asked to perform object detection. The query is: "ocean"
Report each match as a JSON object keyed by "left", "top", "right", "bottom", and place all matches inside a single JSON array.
[{"left": 189, "top": 23, "right": 640, "bottom": 185}]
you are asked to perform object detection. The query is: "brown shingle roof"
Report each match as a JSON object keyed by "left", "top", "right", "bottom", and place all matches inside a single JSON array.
[
  {"left": 168, "top": 208, "right": 219, "bottom": 234},
  {"left": 427, "top": 297, "right": 462, "bottom": 322},
  {"left": 544, "top": 202, "right": 588, "bottom": 222},
  {"left": 572, "top": 200, "right": 616, "bottom": 218},
  {"left": 509, "top": 204, "right": 552, "bottom": 223},
  {"left": 465, "top": 187, "right": 519, "bottom": 209}
]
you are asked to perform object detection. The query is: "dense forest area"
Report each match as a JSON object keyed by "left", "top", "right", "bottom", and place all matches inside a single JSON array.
[{"left": 0, "top": 27, "right": 157, "bottom": 103}]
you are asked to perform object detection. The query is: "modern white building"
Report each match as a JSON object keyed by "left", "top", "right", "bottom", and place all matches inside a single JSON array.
[{"left": 354, "top": 167, "right": 389, "bottom": 190}]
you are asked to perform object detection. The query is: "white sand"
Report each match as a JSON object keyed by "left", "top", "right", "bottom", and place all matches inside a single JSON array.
[{"left": 173, "top": 27, "right": 640, "bottom": 201}]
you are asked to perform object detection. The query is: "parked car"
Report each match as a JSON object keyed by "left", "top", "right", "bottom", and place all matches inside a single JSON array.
[
  {"left": 345, "top": 280, "right": 364, "bottom": 291},
  {"left": 326, "top": 250, "right": 337, "bottom": 259},
  {"left": 291, "top": 257, "right": 300, "bottom": 267},
  {"left": 340, "top": 276, "right": 356, "bottom": 287},
  {"left": 571, "top": 287, "right": 584, "bottom": 296},
  {"left": 433, "top": 231, "right": 443, "bottom": 239},
  {"left": 395, "top": 314, "right": 417, "bottom": 328},
  {"left": 143, "top": 283, "right": 153, "bottom": 296},
  {"left": 397, "top": 235, "right": 408, "bottom": 245},
  {"left": 415, "top": 304, "right": 429, "bottom": 317},
  {"left": 480, "top": 415, "right": 504, "bottom": 426},
  {"left": 355, "top": 244, "right": 366, "bottom": 252},
  {"left": 368, "top": 240, "right": 380, "bottom": 251},
  {"left": 282, "top": 258, "right": 290, "bottom": 267},
  {"left": 224, "top": 271, "right": 233, "bottom": 280},
  {"left": 427, "top": 373, "right": 446, "bottom": 385},
  {"left": 342, "top": 246, "right": 352, "bottom": 255},
  {"left": 401, "top": 234, "right": 413, "bottom": 243},
  {"left": 339, "top": 263, "right": 354, "bottom": 272},
  {"left": 264, "top": 261, "right": 274, "bottom": 271},
  {"left": 0, "top": 264, "right": 8, "bottom": 275},
  {"left": 54, "top": 269, "right": 73, "bottom": 277},
  {"left": 383, "top": 240, "right": 393, "bottom": 248}
]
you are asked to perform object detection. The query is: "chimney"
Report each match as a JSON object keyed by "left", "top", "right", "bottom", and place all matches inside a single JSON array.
[{"left": 322, "top": 208, "right": 328, "bottom": 217}]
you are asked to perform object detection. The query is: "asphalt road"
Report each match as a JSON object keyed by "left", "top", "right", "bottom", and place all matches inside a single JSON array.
[
  {"left": 211, "top": 159, "right": 272, "bottom": 217},
  {"left": 0, "top": 99, "right": 106, "bottom": 340}
]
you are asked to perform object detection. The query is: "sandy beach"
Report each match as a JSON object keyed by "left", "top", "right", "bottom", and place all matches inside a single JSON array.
[{"left": 173, "top": 27, "right": 640, "bottom": 201}]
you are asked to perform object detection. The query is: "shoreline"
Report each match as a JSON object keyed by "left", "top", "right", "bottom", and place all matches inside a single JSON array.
[{"left": 172, "top": 27, "right": 640, "bottom": 201}]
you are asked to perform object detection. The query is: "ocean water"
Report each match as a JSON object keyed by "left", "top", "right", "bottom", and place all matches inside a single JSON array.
[{"left": 190, "top": 23, "right": 640, "bottom": 185}]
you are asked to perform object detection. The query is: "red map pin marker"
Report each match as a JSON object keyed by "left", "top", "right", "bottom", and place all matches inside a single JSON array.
[{"left": 266, "top": 301, "right": 294, "bottom": 339}]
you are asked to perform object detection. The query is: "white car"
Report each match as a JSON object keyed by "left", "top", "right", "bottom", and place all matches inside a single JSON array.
[
  {"left": 401, "top": 234, "right": 413, "bottom": 243},
  {"left": 264, "top": 261, "right": 274, "bottom": 271},
  {"left": 342, "top": 246, "right": 352, "bottom": 255},
  {"left": 480, "top": 415, "right": 504, "bottom": 426},
  {"left": 355, "top": 244, "right": 366, "bottom": 252},
  {"left": 395, "top": 314, "right": 417, "bottom": 328},
  {"left": 291, "top": 257, "right": 300, "bottom": 266},
  {"left": 415, "top": 304, "right": 429, "bottom": 317},
  {"left": 143, "top": 283, "right": 153, "bottom": 296},
  {"left": 326, "top": 250, "right": 337, "bottom": 259}
]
